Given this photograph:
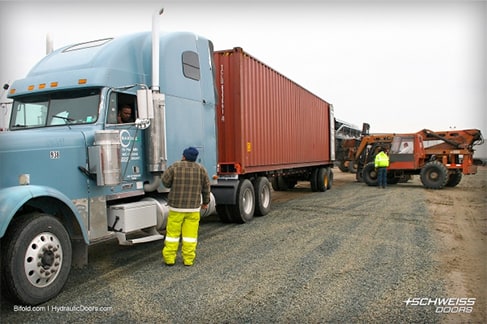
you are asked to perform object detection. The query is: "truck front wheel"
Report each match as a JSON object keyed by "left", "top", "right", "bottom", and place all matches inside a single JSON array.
[{"left": 1, "top": 212, "right": 72, "bottom": 305}]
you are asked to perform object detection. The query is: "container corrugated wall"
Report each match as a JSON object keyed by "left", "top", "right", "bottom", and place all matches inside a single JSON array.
[{"left": 214, "top": 47, "right": 332, "bottom": 175}]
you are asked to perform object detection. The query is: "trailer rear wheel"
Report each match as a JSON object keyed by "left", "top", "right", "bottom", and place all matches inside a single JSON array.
[
  {"left": 229, "top": 179, "right": 255, "bottom": 223},
  {"left": 253, "top": 177, "right": 271, "bottom": 216},
  {"left": 316, "top": 167, "right": 328, "bottom": 192},
  {"left": 327, "top": 168, "right": 333, "bottom": 190},
  {"left": 420, "top": 161, "right": 448, "bottom": 189},
  {"left": 1, "top": 212, "right": 72, "bottom": 305},
  {"left": 363, "top": 162, "right": 378, "bottom": 186},
  {"left": 310, "top": 168, "right": 319, "bottom": 192}
]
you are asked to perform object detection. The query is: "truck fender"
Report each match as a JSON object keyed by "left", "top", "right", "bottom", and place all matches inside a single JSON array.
[
  {"left": 0, "top": 185, "right": 89, "bottom": 244},
  {"left": 211, "top": 179, "right": 239, "bottom": 205}
]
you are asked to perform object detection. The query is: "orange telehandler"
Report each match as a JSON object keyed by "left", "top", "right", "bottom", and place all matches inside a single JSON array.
[{"left": 347, "top": 128, "right": 483, "bottom": 189}]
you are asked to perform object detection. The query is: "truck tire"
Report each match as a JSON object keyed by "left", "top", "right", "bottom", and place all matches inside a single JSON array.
[
  {"left": 229, "top": 179, "right": 255, "bottom": 223},
  {"left": 327, "top": 168, "right": 333, "bottom": 190},
  {"left": 362, "top": 162, "right": 378, "bottom": 186},
  {"left": 253, "top": 177, "right": 272, "bottom": 216},
  {"left": 445, "top": 171, "right": 462, "bottom": 187},
  {"left": 420, "top": 161, "right": 449, "bottom": 189},
  {"left": 1, "top": 212, "right": 72, "bottom": 305},
  {"left": 310, "top": 168, "right": 319, "bottom": 192}
]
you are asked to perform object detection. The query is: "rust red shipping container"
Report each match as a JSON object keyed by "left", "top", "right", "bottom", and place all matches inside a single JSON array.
[{"left": 214, "top": 47, "right": 333, "bottom": 175}]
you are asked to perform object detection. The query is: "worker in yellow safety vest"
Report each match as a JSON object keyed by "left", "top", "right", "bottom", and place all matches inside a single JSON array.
[{"left": 374, "top": 147, "right": 389, "bottom": 188}]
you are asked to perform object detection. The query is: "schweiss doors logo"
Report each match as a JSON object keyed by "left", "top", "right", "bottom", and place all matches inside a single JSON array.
[{"left": 404, "top": 297, "right": 476, "bottom": 314}]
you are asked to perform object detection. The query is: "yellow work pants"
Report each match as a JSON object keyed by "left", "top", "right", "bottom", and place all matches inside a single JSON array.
[{"left": 162, "top": 210, "right": 200, "bottom": 266}]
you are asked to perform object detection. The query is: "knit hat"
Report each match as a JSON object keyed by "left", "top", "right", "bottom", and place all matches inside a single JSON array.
[{"left": 183, "top": 147, "right": 199, "bottom": 162}]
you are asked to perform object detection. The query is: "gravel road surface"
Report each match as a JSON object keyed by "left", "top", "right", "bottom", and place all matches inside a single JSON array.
[{"left": 1, "top": 169, "right": 485, "bottom": 323}]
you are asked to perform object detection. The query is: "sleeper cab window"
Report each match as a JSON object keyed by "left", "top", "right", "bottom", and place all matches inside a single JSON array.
[{"left": 182, "top": 51, "right": 200, "bottom": 81}]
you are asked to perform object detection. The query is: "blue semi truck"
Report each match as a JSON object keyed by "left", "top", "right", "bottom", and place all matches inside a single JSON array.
[
  {"left": 0, "top": 29, "right": 222, "bottom": 305},
  {"left": 0, "top": 15, "right": 335, "bottom": 304}
]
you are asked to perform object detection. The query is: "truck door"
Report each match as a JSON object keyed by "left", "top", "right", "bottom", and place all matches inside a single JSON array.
[{"left": 105, "top": 91, "right": 147, "bottom": 188}]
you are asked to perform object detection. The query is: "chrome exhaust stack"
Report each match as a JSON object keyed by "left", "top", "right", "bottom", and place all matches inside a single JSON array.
[{"left": 143, "top": 8, "right": 167, "bottom": 192}]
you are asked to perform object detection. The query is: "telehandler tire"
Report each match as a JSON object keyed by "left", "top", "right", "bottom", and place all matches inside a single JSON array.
[
  {"left": 420, "top": 161, "right": 449, "bottom": 189},
  {"left": 445, "top": 171, "right": 462, "bottom": 187},
  {"left": 362, "top": 162, "right": 378, "bottom": 186}
]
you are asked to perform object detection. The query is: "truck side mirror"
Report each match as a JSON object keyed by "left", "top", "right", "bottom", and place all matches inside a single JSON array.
[{"left": 137, "top": 89, "right": 154, "bottom": 119}]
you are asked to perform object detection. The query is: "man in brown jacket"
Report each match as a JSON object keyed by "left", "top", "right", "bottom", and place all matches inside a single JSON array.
[{"left": 162, "top": 147, "right": 210, "bottom": 266}]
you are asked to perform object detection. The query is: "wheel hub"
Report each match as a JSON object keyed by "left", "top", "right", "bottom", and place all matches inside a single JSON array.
[
  {"left": 24, "top": 232, "right": 63, "bottom": 288},
  {"left": 41, "top": 250, "right": 55, "bottom": 268},
  {"left": 243, "top": 188, "right": 254, "bottom": 214},
  {"left": 429, "top": 171, "right": 439, "bottom": 180}
]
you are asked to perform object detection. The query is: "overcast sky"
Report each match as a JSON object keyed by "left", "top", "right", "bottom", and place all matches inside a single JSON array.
[{"left": 1, "top": 0, "right": 485, "bottom": 156}]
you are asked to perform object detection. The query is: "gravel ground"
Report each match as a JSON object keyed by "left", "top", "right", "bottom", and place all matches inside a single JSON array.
[{"left": 1, "top": 172, "right": 476, "bottom": 323}]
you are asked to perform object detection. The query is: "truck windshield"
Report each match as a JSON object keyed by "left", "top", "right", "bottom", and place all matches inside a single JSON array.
[{"left": 10, "top": 88, "right": 100, "bottom": 129}]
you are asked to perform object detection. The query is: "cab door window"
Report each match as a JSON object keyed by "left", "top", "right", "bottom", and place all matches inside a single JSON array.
[{"left": 107, "top": 92, "right": 137, "bottom": 124}]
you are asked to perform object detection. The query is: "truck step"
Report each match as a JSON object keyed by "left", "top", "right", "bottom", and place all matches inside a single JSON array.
[{"left": 115, "top": 228, "right": 165, "bottom": 246}]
